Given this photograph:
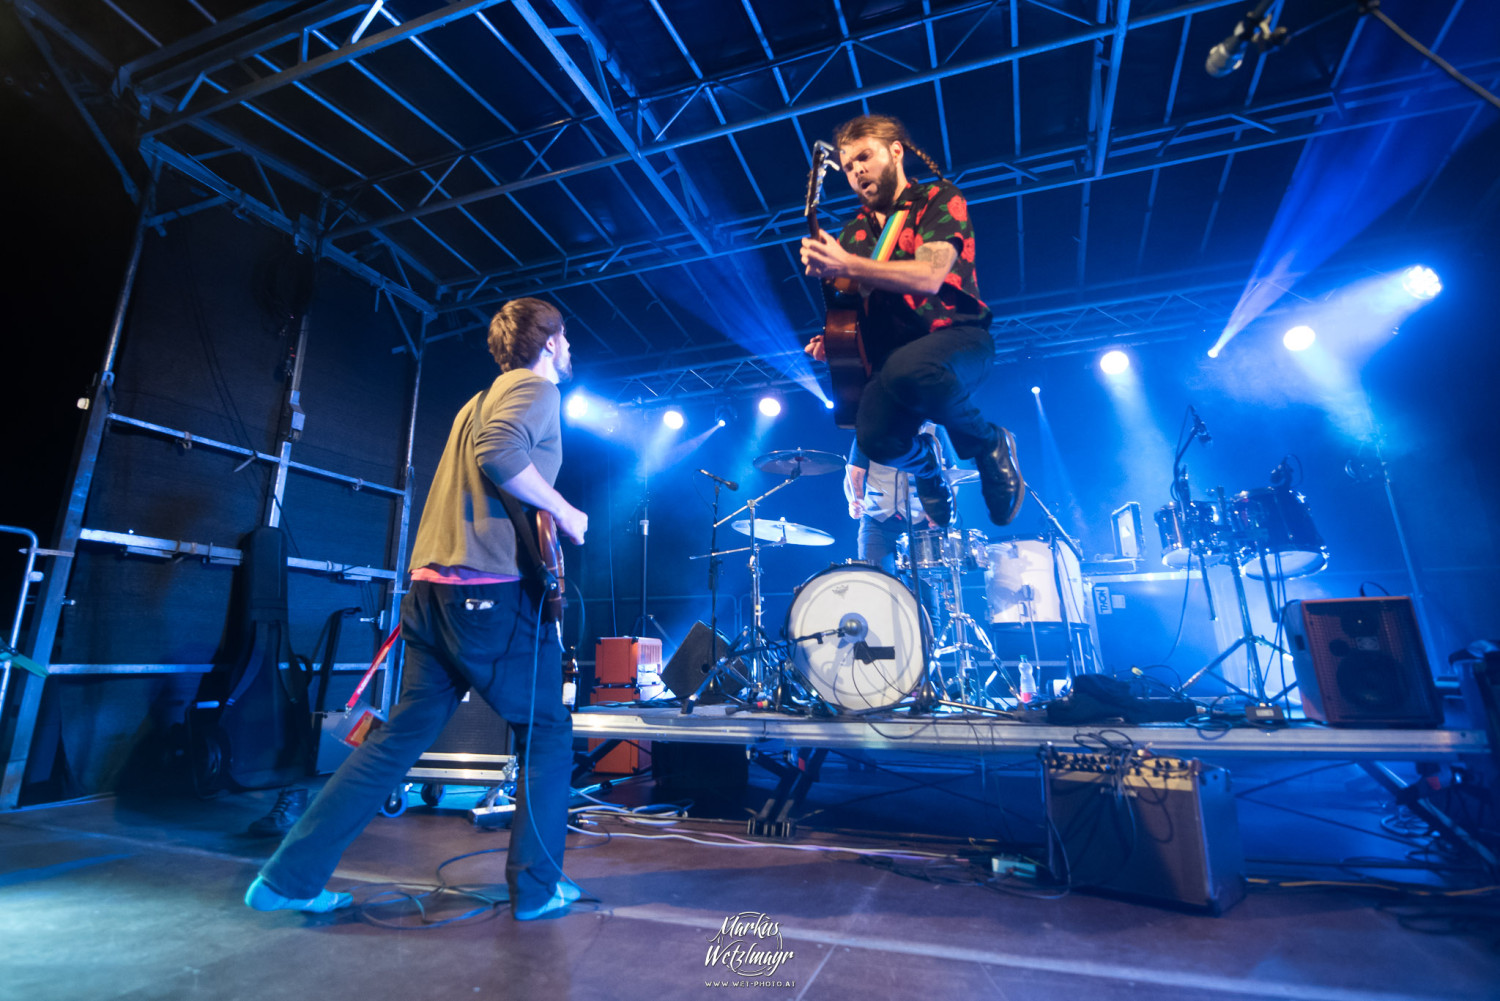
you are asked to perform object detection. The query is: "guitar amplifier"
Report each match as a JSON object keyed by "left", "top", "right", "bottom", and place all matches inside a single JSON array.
[
  {"left": 1043, "top": 749, "right": 1245, "bottom": 914},
  {"left": 407, "top": 691, "right": 514, "bottom": 787},
  {"left": 586, "top": 637, "right": 662, "bottom": 775}
]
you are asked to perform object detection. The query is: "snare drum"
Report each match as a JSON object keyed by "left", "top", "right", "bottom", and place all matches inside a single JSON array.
[
  {"left": 910, "top": 527, "right": 990, "bottom": 576},
  {"left": 1228, "top": 488, "right": 1328, "bottom": 578},
  {"left": 1154, "top": 501, "right": 1227, "bottom": 569},
  {"left": 909, "top": 527, "right": 958, "bottom": 575},
  {"left": 785, "top": 564, "right": 928, "bottom": 712},
  {"left": 984, "top": 537, "right": 1085, "bottom": 625}
]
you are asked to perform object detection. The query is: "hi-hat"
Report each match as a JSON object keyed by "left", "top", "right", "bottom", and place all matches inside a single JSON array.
[
  {"left": 754, "top": 448, "right": 845, "bottom": 477},
  {"left": 732, "top": 518, "right": 835, "bottom": 546}
]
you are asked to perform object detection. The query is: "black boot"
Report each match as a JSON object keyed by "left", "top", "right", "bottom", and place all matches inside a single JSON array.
[
  {"left": 911, "top": 432, "right": 953, "bottom": 528},
  {"left": 975, "top": 425, "right": 1025, "bottom": 526},
  {"left": 247, "top": 786, "right": 308, "bottom": 837}
]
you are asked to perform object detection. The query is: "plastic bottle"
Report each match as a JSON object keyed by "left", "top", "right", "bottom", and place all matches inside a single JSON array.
[{"left": 1017, "top": 655, "right": 1036, "bottom": 704}]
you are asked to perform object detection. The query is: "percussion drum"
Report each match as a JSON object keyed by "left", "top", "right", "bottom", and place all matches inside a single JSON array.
[
  {"left": 984, "top": 537, "right": 1085, "bottom": 625},
  {"left": 1228, "top": 488, "right": 1328, "bottom": 579},
  {"left": 1154, "top": 501, "right": 1227, "bottom": 569},
  {"left": 786, "top": 564, "right": 928, "bottom": 712},
  {"left": 910, "top": 527, "right": 991, "bottom": 576}
]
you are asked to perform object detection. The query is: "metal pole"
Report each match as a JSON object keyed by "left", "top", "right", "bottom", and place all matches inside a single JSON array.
[
  {"left": 2, "top": 169, "right": 158, "bottom": 809},
  {"left": 0, "top": 527, "right": 41, "bottom": 715},
  {"left": 265, "top": 308, "right": 311, "bottom": 527},
  {"left": 384, "top": 331, "right": 425, "bottom": 714}
]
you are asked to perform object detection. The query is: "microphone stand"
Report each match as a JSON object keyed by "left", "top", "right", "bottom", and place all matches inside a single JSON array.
[
  {"left": 631, "top": 468, "right": 668, "bottom": 643},
  {"left": 1026, "top": 488, "right": 1095, "bottom": 681}
]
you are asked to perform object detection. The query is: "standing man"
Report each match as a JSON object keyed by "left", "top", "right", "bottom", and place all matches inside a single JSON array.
[
  {"left": 802, "top": 114, "right": 1024, "bottom": 529},
  {"left": 245, "top": 297, "right": 588, "bottom": 921}
]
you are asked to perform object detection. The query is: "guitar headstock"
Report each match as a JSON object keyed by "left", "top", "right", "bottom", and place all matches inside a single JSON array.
[{"left": 805, "top": 140, "right": 839, "bottom": 237}]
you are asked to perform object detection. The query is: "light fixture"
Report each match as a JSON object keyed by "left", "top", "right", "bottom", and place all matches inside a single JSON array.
[
  {"left": 823, "top": 399, "right": 835, "bottom": 410},
  {"left": 758, "top": 396, "right": 782, "bottom": 417},
  {"left": 1282, "top": 325, "right": 1316, "bottom": 352},
  {"left": 1099, "top": 349, "right": 1130, "bottom": 375},
  {"left": 662, "top": 408, "right": 684, "bottom": 429},
  {"left": 564, "top": 392, "right": 589, "bottom": 420},
  {"left": 1030, "top": 386, "right": 1041, "bottom": 395},
  {"left": 1402, "top": 265, "right": 1441, "bottom": 300}
]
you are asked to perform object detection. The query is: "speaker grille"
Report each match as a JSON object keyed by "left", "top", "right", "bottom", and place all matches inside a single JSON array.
[{"left": 1292, "top": 597, "right": 1441, "bottom": 727}]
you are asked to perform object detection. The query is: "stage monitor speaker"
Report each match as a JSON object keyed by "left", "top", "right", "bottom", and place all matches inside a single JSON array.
[
  {"left": 1284, "top": 597, "right": 1441, "bottom": 728},
  {"left": 662, "top": 621, "right": 729, "bottom": 704},
  {"left": 427, "top": 692, "right": 512, "bottom": 756},
  {"left": 1043, "top": 750, "right": 1245, "bottom": 915}
]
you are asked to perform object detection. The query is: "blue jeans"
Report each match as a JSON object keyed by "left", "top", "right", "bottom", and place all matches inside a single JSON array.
[
  {"left": 258, "top": 580, "right": 573, "bottom": 914},
  {"left": 858, "top": 516, "right": 945, "bottom": 645}
]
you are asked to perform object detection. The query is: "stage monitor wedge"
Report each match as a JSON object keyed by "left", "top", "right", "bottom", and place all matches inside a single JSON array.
[
  {"left": 662, "top": 621, "right": 730, "bottom": 705},
  {"left": 1284, "top": 597, "right": 1442, "bottom": 728}
]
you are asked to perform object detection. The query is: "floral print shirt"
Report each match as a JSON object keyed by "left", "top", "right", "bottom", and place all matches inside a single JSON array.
[{"left": 836, "top": 179, "right": 991, "bottom": 358}]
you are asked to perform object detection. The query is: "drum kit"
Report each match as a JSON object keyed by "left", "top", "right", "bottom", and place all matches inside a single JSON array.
[{"left": 681, "top": 446, "right": 1077, "bottom": 717}]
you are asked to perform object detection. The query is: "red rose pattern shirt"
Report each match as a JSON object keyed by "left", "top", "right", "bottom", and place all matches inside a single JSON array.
[{"left": 836, "top": 179, "right": 991, "bottom": 364}]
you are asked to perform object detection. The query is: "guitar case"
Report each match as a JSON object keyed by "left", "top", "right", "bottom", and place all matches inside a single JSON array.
[{"left": 190, "top": 526, "right": 312, "bottom": 793}]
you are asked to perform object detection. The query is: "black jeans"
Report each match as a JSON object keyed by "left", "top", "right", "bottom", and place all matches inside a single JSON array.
[
  {"left": 855, "top": 323, "right": 996, "bottom": 470},
  {"left": 258, "top": 580, "right": 572, "bottom": 913}
]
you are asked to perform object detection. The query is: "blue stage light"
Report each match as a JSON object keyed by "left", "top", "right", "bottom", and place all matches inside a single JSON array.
[
  {"left": 1283, "top": 325, "right": 1316, "bottom": 352},
  {"left": 717, "top": 419, "right": 727, "bottom": 428},
  {"left": 1099, "top": 350, "right": 1130, "bottom": 375},
  {"left": 758, "top": 396, "right": 782, "bottom": 417},
  {"left": 663, "top": 409, "right": 684, "bottom": 430},
  {"left": 1030, "top": 386, "right": 1041, "bottom": 395},
  {"left": 823, "top": 399, "right": 835, "bottom": 410},
  {"left": 564, "top": 392, "right": 589, "bottom": 420},
  {"left": 1402, "top": 266, "right": 1441, "bottom": 300}
]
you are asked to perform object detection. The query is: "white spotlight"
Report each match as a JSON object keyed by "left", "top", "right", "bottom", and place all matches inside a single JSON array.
[
  {"left": 1030, "top": 386, "right": 1041, "bottom": 395},
  {"left": 758, "top": 396, "right": 782, "bottom": 417},
  {"left": 823, "top": 399, "right": 835, "bottom": 410},
  {"left": 1099, "top": 349, "right": 1130, "bottom": 375},
  {"left": 717, "top": 419, "right": 727, "bottom": 428},
  {"left": 564, "top": 392, "right": 589, "bottom": 420},
  {"left": 662, "top": 408, "right": 684, "bottom": 430},
  {"left": 1402, "top": 265, "right": 1441, "bottom": 300},
  {"left": 1283, "top": 325, "right": 1316, "bottom": 352}
]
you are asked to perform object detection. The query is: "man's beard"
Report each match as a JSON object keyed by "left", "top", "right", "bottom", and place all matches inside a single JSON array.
[
  {"left": 860, "top": 161, "right": 901, "bottom": 213},
  {"left": 556, "top": 354, "right": 573, "bottom": 383}
]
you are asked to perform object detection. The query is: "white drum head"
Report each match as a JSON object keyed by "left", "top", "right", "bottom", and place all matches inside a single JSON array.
[{"left": 786, "top": 567, "right": 926, "bottom": 712}]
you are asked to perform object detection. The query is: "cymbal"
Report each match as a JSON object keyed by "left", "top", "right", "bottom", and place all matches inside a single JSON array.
[
  {"left": 754, "top": 448, "right": 845, "bottom": 477},
  {"left": 945, "top": 468, "right": 979, "bottom": 486},
  {"left": 732, "top": 517, "right": 835, "bottom": 546}
]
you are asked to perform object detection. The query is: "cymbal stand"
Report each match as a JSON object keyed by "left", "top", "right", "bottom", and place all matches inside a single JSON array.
[{"left": 682, "top": 472, "right": 802, "bottom": 713}]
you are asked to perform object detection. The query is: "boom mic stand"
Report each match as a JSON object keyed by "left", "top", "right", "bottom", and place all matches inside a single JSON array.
[{"left": 1025, "top": 487, "right": 1096, "bottom": 681}]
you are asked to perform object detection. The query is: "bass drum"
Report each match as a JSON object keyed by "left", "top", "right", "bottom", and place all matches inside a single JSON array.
[{"left": 786, "top": 564, "right": 927, "bottom": 712}]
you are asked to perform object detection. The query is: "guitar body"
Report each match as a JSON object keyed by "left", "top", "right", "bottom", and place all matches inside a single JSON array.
[
  {"left": 821, "top": 276, "right": 867, "bottom": 429},
  {"left": 534, "top": 510, "right": 565, "bottom": 626}
]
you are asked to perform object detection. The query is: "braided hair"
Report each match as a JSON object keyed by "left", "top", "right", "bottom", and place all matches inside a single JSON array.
[{"left": 832, "top": 114, "right": 946, "bottom": 182}]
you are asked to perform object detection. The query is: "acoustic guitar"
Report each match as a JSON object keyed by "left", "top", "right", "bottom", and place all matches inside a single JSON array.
[{"left": 805, "top": 140, "right": 867, "bottom": 429}]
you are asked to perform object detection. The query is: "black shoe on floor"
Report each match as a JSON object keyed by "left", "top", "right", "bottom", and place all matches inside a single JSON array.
[
  {"left": 912, "top": 432, "right": 953, "bottom": 528},
  {"left": 247, "top": 786, "right": 308, "bottom": 837},
  {"left": 975, "top": 425, "right": 1025, "bottom": 526}
]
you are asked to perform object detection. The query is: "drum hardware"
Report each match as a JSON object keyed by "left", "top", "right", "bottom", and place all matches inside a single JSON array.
[
  {"left": 1177, "top": 486, "right": 1289, "bottom": 707},
  {"left": 684, "top": 453, "right": 844, "bottom": 715}
]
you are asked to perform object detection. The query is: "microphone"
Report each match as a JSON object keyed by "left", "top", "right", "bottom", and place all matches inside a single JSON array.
[
  {"left": 1189, "top": 406, "right": 1213, "bottom": 445},
  {"left": 1205, "top": 1, "right": 1281, "bottom": 78},
  {"left": 697, "top": 469, "right": 738, "bottom": 491},
  {"left": 1270, "top": 456, "right": 1294, "bottom": 490}
]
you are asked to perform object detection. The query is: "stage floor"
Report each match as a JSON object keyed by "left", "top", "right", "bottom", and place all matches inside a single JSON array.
[{"left": 4, "top": 757, "right": 1499, "bottom": 1001}]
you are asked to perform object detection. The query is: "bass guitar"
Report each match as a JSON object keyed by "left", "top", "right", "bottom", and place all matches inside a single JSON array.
[
  {"left": 806, "top": 140, "right": 867, "bottom": 429},
  {"left": 534, "top": 509, "right": 566, "bottom": 631}
]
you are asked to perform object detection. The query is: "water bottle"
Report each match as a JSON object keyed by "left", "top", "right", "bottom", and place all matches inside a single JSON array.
[{"left": 1017, "top": 656, "right": 1036, "bottom": 704}]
